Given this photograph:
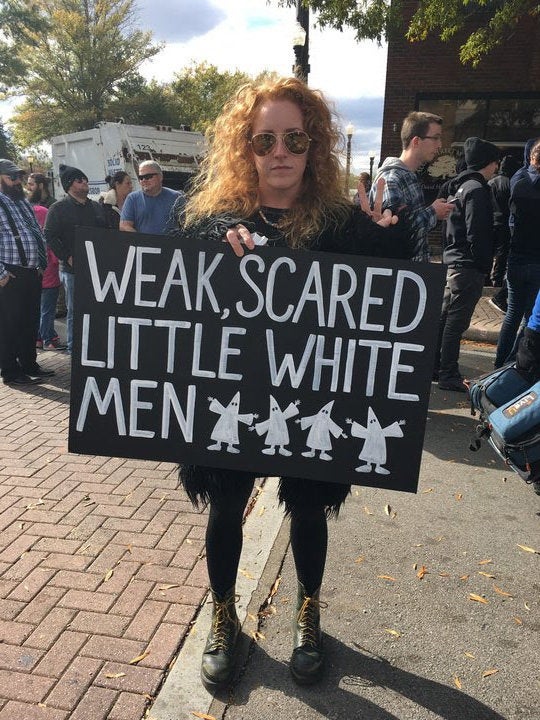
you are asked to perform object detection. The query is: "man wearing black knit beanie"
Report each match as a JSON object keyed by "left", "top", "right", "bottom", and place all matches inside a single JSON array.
[
  {"left": 433, "top": 137, "right": 500, "bottom": 392},
  {"left": 44, "top": 164, "right": 106, "bottom": 355}
]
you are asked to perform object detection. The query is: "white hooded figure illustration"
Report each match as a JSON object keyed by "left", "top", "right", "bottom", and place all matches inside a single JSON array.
[
  {"left": 298, "top": 400, "right": 345, "bottom": 461},
  {"left": 251, "top": 396, "right": 300, "bottom": 456},
  {"left": 347, "top": 407, "right": 405, "bottom": 474},
  {"left": 207, "top": 392, "right": 256, "bottom": 453}
]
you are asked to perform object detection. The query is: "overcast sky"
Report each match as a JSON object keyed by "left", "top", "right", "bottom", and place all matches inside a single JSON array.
[
  {"left": 1, "top": 0, "right": 388, "bottom": 172},
  {"left": 135, "top": 0, "right": 388, "bottom": 172}
]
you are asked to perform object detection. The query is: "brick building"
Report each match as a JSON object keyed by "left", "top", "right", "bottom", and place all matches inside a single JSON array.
[{"left": 380, "top": 2, "right": 540, "bottom": 200}]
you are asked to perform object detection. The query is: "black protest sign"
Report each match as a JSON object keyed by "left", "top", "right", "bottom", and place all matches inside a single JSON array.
[{"left": 69, "top": 228, "right": 445, "bottom": 493}]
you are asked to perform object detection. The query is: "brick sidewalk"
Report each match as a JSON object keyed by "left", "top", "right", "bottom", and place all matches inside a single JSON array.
[{"left": 0, "top": 351, "right": 208, "bottom": 719}]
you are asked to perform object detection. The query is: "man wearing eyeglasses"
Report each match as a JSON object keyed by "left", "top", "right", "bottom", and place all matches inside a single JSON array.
[
  {"left": 119, "top": 161, "right": 181, "bottom": 235},
  {"left": 0, "top": 158, "right": 53, "bottom": 386},
  {"left": 371, "top": 111, "right": 454, "bottom": 262},
  {"left": 44, "top": 164, "right": 106, "bottom": 355}
]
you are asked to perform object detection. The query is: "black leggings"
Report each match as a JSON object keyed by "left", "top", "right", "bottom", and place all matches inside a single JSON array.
[{"left": 206, "top": 478, "right": 328, "bottom": 597}]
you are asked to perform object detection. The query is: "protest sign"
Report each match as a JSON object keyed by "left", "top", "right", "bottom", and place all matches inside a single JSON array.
[{"left": 69, "top": 228, "right": 445, "bottom": 492}]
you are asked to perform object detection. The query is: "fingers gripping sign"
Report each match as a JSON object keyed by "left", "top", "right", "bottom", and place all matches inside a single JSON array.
[{"left": 224, "top": 224, "right": 255, "bottom": 257}]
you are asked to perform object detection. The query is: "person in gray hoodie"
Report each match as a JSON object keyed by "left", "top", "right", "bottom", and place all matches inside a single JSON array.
[{"left": 434, "top": 137, "right": 500, "bottom": 392}]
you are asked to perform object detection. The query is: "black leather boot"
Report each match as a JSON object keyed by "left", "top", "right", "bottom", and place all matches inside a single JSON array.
[
  {"left": 290, "top": 582, "right": 325, "bottom": 685},
  {"left": 201, "top": 586, "right": 240, "bottom": 690}
]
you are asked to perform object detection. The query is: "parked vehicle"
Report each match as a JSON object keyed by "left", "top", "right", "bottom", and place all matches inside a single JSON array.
[{"left": 50, "top": 121, "right": 205, "bottom": 200}]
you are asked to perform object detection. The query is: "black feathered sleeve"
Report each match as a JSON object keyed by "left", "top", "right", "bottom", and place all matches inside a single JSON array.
[
  {"left": 172, "top": 213, "right": 255, "bottom": 243},
  {"left": 316, "top": 206, "right": 416, "bottom": 260}
]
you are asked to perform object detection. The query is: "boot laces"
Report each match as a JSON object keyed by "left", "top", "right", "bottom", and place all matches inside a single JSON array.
[
  {"left": 297, "top": 595, "right": 327, "bottom": 647},
  {"left": 211, "top": 595, "right": 238, "bottom": 651}
]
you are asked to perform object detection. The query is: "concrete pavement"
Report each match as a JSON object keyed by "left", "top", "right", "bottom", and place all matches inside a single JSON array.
[{"left": 2, "top": 296, "right": 538, "bottom": 720}]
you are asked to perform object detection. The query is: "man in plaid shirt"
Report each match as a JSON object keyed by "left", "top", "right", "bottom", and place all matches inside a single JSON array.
[
  {"left": 0, "top": 158, "right": 55, "bottom": 386},
  {"left": 370, "top": 112, "right": 454, "bottom": 262}
]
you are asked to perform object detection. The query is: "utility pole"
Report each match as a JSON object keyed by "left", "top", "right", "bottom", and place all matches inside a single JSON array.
[{"left": 293, "top": 0, "right": 310, "bottom": 82}]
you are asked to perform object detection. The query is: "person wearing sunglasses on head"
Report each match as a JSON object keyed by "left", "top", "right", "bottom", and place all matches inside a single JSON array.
[
  {"left": 119, "top": 160, "right": 182, "bottom": 235},
  {"left": 171, "top": 77, "right": 416, "bottom": 692},
  {"left": 44, "top": 164, "right": 106, "bottom": 355},
  {"left": 0, "top": 158, "right": 53, "bottom": 385}
]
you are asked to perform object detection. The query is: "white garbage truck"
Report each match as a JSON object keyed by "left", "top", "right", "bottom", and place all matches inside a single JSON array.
[{"left": 50, "top": 121, "right": 205, "bottom": 200}]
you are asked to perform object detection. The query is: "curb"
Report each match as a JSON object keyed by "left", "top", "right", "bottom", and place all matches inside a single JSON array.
[{"left": 147, "top": 477, "right": 285, "bottom": 720}]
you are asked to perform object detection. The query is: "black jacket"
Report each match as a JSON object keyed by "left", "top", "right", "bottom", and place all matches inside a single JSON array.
[
  {"left": 442, "top": 170, "right": 494, "bottom": 273},
  {"left": 44, "top": 195, "right": 106, "bottom": 273}
]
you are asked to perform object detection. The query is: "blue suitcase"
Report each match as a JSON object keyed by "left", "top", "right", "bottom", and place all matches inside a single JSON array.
[
  {"left": 487, "top": 383, "right": 540, "bottom": 480},
  {"left": 469, "top": 365, "right": 540, "bottom": 482}
]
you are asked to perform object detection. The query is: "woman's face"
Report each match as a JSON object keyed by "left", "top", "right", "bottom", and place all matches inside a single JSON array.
[
  {"left": 118, "top": 175, "right": 133, "bottom": 193},
  {"left": 250, "top": 99, "right": 309, "bottom": 207},
  {"left": 27, "top": 177, "right": 37, "bottom": 193}
]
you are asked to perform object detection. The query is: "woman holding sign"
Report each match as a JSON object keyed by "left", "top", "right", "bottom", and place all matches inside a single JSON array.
[{"left": 176, "top": 77, "right": 414, "bottom": 691}]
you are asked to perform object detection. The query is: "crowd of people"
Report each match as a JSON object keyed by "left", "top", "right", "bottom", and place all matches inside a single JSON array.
[
  {"left": 0, "top": 158, "right": 183, "bottom": 382},
  {"left": 1, "top": 76, "right": 539, "bottom": 692}
]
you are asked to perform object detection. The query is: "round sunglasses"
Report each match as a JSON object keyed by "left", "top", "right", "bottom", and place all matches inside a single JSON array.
[{"left": 249, "top": 131, "right": 311, "bottom": 157}]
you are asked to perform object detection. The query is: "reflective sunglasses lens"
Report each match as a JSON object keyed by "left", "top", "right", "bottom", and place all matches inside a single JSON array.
[
  {"left": 284, "top": 131, "right": 310, "bottom": 154},
  {"left": 138, "top": 173, "right": 157, "bottom": 180},
  {"left": 251, "top": 134, "right": 276, "bottom": 156}
]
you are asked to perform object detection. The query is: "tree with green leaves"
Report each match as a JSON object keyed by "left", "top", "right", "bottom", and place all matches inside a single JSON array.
[
  {"left": 280, "top": 0, "right": 540, "bottom": 65},
  {"left": 167, "top": 62, "right": 255, "bottom": 133},
  {"left": 8, "top": 0, "right": 161, "bottom": 145},
  {"left": 0, "top": 121, "right": 17, "bottom": 159}
]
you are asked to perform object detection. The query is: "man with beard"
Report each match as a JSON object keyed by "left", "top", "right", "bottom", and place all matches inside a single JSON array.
[
  {"left": 0, "top": 158, "right": 53, "bottom": 385},
  {"left": 44, "top": 164, "right": 106, "bottom": 355},
  {"left": 27, "top": 173, "right": 54, "bottom": 208}
]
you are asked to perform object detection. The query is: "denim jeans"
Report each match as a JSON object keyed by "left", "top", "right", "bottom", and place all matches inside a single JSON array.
[
  {"left": 39, "top": 286, "right": 60, "bottom": 345},
  {"left": 60, "top": 270, "right": 75, "bottom": 354},
  {"left": 435, "top": 267, "right": 485, "bottom": 381},
  {"left": 494, "top": 258, "right": 540, "bottom": 367}
]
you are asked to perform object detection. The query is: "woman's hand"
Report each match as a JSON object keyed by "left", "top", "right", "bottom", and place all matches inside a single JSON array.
[
  {"left": 357, "top": 177, "right": 399, "bottom": 227},
  {"left": 224, "top": 224, "right": 255, "bottom": 257}
]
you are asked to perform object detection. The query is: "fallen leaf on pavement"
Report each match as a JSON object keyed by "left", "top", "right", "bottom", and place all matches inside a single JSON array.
[
  {"left": 385, "top": 628, "right": 401, "bottom": 637},
  {"left": 455, "top": 493, "right": 463, "bottom": 501},
  {"left": 493, "top": 585, "right": 513, "bottom": 598},
  {"left": 460, "top": 575, "right": 470, "bottom": 581},
  {"left": 25, "top": 499, "right": 45, "bottom": 510},
  {"left": 454, "top": 676, "right": 462, "bottom": 689},
  {"left": 239, "top": 569, "right": 254, "bottom": 579},
  {"left": 478, "top": 559, "right": 492, "bottom": 565},
  {"left": 469, "top": 593, "right": 489, "bottom": 604},
  {"left": 251, "top": 631, "right": 265, "bottom": 642},
  {"left": 416, "top": 565, "right": 428, "bottom": 579},
  {"left": 104, "top": 672, "right": 126, "bottom": 678},
  {"left": 514, "top": 617, "right": 523, "bottom": 625},
  {"left": 129, "top": 650, "right": 150, "bottom": 665},
  {"left": 464, "top": 652, "right": 475, "bottom": 659},
  {"left": 385, "top": 504, "right": 392, "bottom": 516},
  {"left": 478, "top": 572, "right": 496, "bottom": 578},
  {"left": 517, "top": 544, "right": 539, "bottom": 554},
  {"left": 422, "top": 488, "right": 434, "bottom": 493},
  {"left": 192, "top": 713, "right": 216, "bottom": 720},
  {"left": 363, "top": 506, "right": 374, "bottom": 515},
  {"left": 482, "top": 669, "right": 499, "bottom": 678},
  {"left": 103, "top": 569, "right": 114, "bottom": 582},
  {"left": 158, "top": 584, "right": 180, "bottom": 591},
  {"left": 378, "top": 575, "right": 397, "bottom": 582},
  {"left": 355, "top": 556, "right": 365, "bottom": 564}
]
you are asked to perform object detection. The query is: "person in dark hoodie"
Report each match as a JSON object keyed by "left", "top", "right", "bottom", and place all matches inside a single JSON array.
[
  {"left": 434, "top": 137, "right": 500, "bottom": 392},
  {"left": 44, "top": 164, "right": 106, "bottom": 354},
  {"left": 488, "top": 154, "right": 522, "bottom": 291},
  {"left": 494, "top": 138, "right": 540, "bottom": 368}
]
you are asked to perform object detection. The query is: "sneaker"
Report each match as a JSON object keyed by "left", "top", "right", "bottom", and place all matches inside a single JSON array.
[
  {"left": 488, "top": 297, "right": 507, "bottom": 315},
  {"left": 438, "top": 378, "right": 468, "bottom": 393},
  {"left": 43, "top": 339, "right": 67, "bottom": 351},
  {"left": 22, "top": 365, "right": 55, "bottom": 377},
  {"left": 4, "top": 374, "right": 43, "bottom": 386}
]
